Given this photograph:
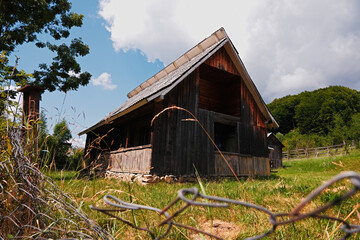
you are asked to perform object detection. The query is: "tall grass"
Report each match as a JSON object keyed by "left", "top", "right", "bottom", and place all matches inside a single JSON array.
[{"left": 48, "top": 151, "right": 360, "bottom": 239}]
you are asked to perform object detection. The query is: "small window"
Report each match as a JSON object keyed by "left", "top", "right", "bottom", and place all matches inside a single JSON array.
[{"left": 214, "top": 123, "right": 237, "bottom": 153}]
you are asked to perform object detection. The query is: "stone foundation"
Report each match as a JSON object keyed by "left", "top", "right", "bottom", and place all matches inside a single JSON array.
[{"left": 105, "top": 171, "right": 197, "bottom": 185}]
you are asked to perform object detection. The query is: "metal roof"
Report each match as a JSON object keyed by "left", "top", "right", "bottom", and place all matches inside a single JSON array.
[{"left": 79, "top": 28, "right": 278, "bottom": 135}]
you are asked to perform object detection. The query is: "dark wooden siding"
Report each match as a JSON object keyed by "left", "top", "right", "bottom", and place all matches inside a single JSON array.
[
  {"left": 214, "top": 153, "right": 269, "bottom": 176},
  {"left": 85, "top": 102, "right": 154, "bottom": 162},
  {"left": 150, "top": 51, "right": 269, "bottom": 175},
  {"left": 199, "top": 64, "right": 241, "bottom": 117},
  {"left": 239, "top": 79, "right": 268, "bottom": 157},
  {"left": 197, "top": 109, "right": 215, "bottom": 175},
  {"left": 268, "top": 134, "right": 283, "bottom": 169},
  {"left": 204, "top": 47, "right": 239, "bottom": 76},
  {"left": 151, "top": 68, "right": 220, "bottom": 176},
  {"left": 151, "top": 71, "right": 201, "bottom": 175}
]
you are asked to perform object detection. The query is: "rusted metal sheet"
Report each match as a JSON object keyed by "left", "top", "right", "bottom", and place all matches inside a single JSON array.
[
  {"left": 214, "top": 153, "right": 270, "bottom": 176},
  {"left": 109, "top": 145, "right": 152, "bottom": 174}
]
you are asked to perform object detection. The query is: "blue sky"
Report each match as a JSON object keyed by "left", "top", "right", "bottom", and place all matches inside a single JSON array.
[
  {"left": 13, "top": 0, "right": 165, "bottom": 146},
  {"left": 11, "top": 0, "right": 360, "bottom": 147}
]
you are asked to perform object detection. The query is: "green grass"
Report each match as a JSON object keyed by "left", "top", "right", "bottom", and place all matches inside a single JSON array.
[{"left": 47, "top": 150, "right": 360, "bottom": 239}]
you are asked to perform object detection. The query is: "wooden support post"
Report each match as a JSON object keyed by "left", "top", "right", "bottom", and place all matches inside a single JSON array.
[{"left": 18, "top": 85, "right": 44, "bottom": 162}]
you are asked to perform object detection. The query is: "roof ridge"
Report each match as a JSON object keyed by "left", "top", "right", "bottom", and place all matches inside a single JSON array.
[{"left": 126, "top": 27, "right": 228, "bottom": 99}]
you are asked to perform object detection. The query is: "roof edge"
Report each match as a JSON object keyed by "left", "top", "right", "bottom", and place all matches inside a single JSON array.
[
  {"left": 126, "top": 27, "right": 228, "bottom": 99},
  {"left": 223, "top": 42, "right": 279, "bottom": 129},
  {"left": 79, "top": 99, "right": 148, "bottom": 136}
]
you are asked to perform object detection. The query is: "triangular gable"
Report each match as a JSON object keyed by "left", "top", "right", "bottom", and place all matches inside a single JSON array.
[
  {"left": 127, "top": 29, "right": 227, "bottom": 99},
  {"left": 204, "top": 47, "right": 240, "bottom": 76},
  {"left": 80, "top": 28, "right": 278, "bottom": 135}
]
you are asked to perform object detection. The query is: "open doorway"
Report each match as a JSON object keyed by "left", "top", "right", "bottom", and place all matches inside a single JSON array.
[{"left": 214, "top": 123, "right": 237, "bottom": 153}]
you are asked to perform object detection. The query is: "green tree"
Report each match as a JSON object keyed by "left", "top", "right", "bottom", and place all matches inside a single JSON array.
[
  {"left": 38, "top": 111, "right": 49, "bottom": 147},
  {"left": 69, "top": 147, "right": 84, "bottom": 170},
  {"left": 0, "top": 0, "right": 91, "bottom": 96},
  {"left": 348, "top": 113, "right": 360, "bottom": 148},
  {"left": 0, "top": 53, "right": 30, "bottom": 118},
  {"left": 268, "top": 86, "right": 360, "bottom": 135},
  {"left": 267, "top": 94, "right": 300, "bottom": 134},
  {"left": 37, "top": 110, "right": 52, "bottom": 167},
  {"left": 330, "top": 113, "right": 349, "bottom": 145},
  {"left": 49, "top": 119, "right": 72, "bottom": 169}
]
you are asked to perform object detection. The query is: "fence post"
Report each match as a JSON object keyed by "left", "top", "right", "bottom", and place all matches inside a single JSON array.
[{"left": 327, "top": 146, "right": 330, "bottom": 156}]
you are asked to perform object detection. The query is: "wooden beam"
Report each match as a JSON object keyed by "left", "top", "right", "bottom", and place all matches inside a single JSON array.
[{"left": 213, "top": 111, "right": 240, "bottom": 125}]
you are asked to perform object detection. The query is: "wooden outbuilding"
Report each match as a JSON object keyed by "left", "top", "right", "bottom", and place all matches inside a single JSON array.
[
  {"left": 267, "top": 133, "right": 284, "bottom": 169},
  {"left": 80, "top": 28, "right": 279, "bottom": 177},
  {"left": 18, "top": 85, "right": 44, "bottom": 161}
]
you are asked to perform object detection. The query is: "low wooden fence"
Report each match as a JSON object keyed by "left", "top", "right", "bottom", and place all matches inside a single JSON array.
[
  {"left": 109, "top": 144, "right": 152, "bottom": 174},
  {"left": 282, "top": 144, "right": 353, "bottom": 160},
  {"left": 214, "top": 152, "right": 270, "bottom": 176}
]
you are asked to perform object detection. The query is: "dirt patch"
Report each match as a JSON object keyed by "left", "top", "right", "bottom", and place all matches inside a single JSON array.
[{"left": 190, "top": 219, "right": 241, "bottom": 239}]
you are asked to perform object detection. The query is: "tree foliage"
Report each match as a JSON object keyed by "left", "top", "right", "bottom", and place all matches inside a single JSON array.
[
  {"left": 268, "top": 86, "right": 360, "bottom": 135},
  {"left": 268, "top": 86, "right": 360, "bottom": 150},
  {"left": 0, "top": 0, "right": 91, "bottom": 93},
  {"left": 0, "top": 53, "right": 30, "bottom": 118},
  {"left": 49, "top": 119, "right": 72, "bottom": 169},
  {"left": 267, "top": 95, "right": 299, "bottom": 134}
]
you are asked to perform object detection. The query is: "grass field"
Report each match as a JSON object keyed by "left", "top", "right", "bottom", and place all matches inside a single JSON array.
[{"left": 48, "top": 150, "right": 360, "bottom": 239}]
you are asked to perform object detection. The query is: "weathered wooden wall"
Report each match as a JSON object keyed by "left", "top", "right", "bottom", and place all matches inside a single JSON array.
[
  {"left": 151, "top": 48, "right": 269, "bottom": 176},
  {"left": 268, "top": 134, "right": 283, "bottom": 169},
  {"left": 269, "top": 145, "right": 283, "bottom": 169},
  {"left": 238, "top": 78, "right": 268, "bottom": 157},
  {"left": 214, "top": 153, "right": 270, "bottom": 176},
  {"left": 204, "top": 47, "right": 239, "bottom": 76},
  {"left": 87, "top": 46, "right": 271, "bottom": 177},
  {"left": 109, "top": 145, "right": 152, "bottom": 173},
  {"left": 151, "top": 71, "right": 201, "bottom": 175},
  {"left": 199, "top": 48, "right": 242, "bottom": 117}
]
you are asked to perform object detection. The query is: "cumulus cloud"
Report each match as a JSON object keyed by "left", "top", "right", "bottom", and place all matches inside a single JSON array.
[
  {"left": 69, "top": 137, "right": 86, "bottom": 148},
  {"left": 98, "top": 0, "right": 360, "bottom": 101},
  {"left": 98, "top": 0, "right": 259, "bottom": 64},
  {"left": 91, "top": 72, "right": 117, "bottom": 90},
  {"left": 245, "top": 0, "right": 360, "bottom": 100}
]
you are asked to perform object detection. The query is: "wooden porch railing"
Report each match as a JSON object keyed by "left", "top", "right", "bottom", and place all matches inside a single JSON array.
[{"left": 109, "top": 144, "right": 152, "bottom": 174}]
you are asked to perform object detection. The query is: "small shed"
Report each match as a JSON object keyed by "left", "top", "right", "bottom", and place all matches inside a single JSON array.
[
  {"left": 80, "top": 28, "right": 279, "bottom": 177},
  {"left": 267, "top": 133, "right": 284, "bottom": 169}
]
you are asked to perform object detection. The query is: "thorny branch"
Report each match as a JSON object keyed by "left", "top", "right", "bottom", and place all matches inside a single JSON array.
[{"left": 92, "top": 171, "right": 360, "bottom": 240}]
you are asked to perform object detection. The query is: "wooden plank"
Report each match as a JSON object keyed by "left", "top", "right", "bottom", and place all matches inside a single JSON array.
[
  {"left": 214, "top": 112, "right": 240, "bottom": 125},
  {"left": 111, "top": 144, "right": 152, "bottom": 154},
  {"left": 204, "top": 47, "right": 240, "bottom": 76},
  {"left": 214, "top": 153, "right": 270, "bottom": 176},
  {"left": 110, "top": 148, "right": 152, "bottom": 173}
]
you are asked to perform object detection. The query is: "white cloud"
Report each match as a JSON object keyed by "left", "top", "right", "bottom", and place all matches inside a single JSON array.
[
  {"left": 245, "top": 0, "right": 360, "bottom": 100},
  {"left": 98, "top": 0, "right": 259, "bottom": 64},
  {"left": 2, "top": 85, "right": 22, "bottom": 116},
  {"left": 98, "top": 0, "right": 360, "bottom": 101},
  {"left": 91, "top": 72, "right": 117, "bottom": 90},
  {"left": 70, "top": 137, "right": 86, "bottom": 148}
]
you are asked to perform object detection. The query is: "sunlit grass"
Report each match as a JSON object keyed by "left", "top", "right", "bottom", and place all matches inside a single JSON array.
[{"left": 47, "top": 150, "right": 360, "bottom": 239}]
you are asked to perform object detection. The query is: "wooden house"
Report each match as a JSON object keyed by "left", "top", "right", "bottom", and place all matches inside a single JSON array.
[
  {"left": 80, "top": 28, "right": 279, "bottom": 177},
  {"left": 267, "top": 133, "right": 284, "bottom": 169}
]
